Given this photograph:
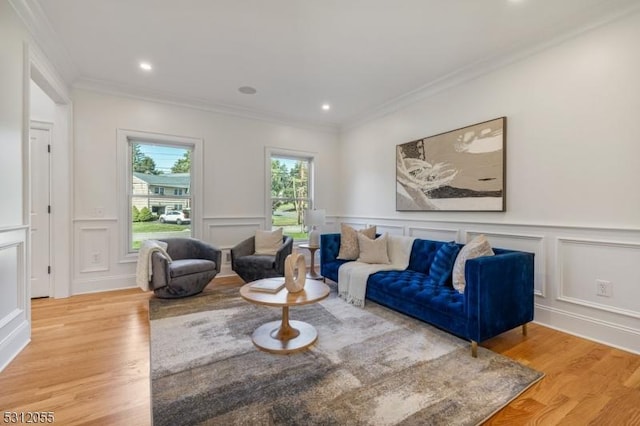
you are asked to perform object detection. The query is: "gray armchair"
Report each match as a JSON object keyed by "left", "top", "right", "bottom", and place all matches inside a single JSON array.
[
  {"left": 151, "top": 238, "right": 221, "bottom": 298},
  {"left": 231, "top": 236, "right": 293, "bottom": 283}
]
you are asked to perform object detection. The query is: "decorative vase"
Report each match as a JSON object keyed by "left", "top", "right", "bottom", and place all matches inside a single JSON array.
[
  {"left": 308, "top": 226, "right": 320, "bottom": 247},
  {"left": 284, "top": 252, "right": 307, "bottom": 293}
]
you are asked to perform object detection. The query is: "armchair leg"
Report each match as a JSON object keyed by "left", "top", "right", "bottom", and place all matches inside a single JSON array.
[
  {"left": 471, "top": 341, "right": 478, "bottom": 358},
  {"left": 522, "top": 323, "right": 528, "bottom": 336}
]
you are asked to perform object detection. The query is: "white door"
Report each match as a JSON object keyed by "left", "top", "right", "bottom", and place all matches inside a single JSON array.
[{"left": 30, "top": 125, "right": 51, "bottom": 298}]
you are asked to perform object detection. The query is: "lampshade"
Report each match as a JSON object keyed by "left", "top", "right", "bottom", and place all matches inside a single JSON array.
[
  {"left": 305, "top": 209, "right": 326, "bottom": 226},
  {"left": 304, "top": 209, "right": 326, "bottom": 247}
]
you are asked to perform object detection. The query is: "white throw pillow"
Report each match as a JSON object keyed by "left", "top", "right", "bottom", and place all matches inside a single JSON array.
[
  {"left": 386, "top": 235, "right": 415, "bottom": 267},
  {"left": 254, "top": 228, "right": 283, "bottom": 255},
  {"left": 357, "top": 233, "right": 390, "bottom": 264},
  {"left": 452, "top": 235, "right": 494, "bottom": 293}
]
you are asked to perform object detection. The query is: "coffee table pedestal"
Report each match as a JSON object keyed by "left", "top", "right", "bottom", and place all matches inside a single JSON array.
[
  {"left": 240, "top": 280, "right": 330, "bottom": 355},
  {"left": 251, "top": 305, "right": 318, "bottom": 354}
]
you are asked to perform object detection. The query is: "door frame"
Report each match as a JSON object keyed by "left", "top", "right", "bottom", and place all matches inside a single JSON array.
[
  {"left": 23, "top": 42, "right": 73, "bottom": 300},
  {"left": 29, "top": 121, "right": 53, "bottom": 298}
]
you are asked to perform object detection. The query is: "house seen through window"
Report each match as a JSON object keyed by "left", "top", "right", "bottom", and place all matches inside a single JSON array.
[
  {"left": 130, "top": 142, "right": 193, "bottom": 250},
  {"left": 270, "top": 155, "right": 313, "bottom": 240}
]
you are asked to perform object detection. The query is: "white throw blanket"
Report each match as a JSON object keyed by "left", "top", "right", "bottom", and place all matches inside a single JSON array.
[
  {"left": 136, "top": 240, "right": 172, "bottom": 291},
  {"left": 338, "top": 235, "right": 415, "bottom": 307}
]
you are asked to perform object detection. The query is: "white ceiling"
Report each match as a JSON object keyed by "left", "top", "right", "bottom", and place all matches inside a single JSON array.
[{"left": 30, "top": 0, "right": 640, "bottom": 128}]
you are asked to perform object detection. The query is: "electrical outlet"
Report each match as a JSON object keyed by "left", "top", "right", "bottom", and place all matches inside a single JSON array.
[{"left": 596, "top": 279, "right": 612, "bottom": 297}]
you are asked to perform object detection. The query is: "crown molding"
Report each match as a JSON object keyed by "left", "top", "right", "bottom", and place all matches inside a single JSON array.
[
  {"left": 73, "top": 78, "right": 339, "bottom": 134},
  {"left": 13, "top": 0, "right": 640, "bottom": 134},
  {"left": 28, "top": 42, "right": 72, "bottom": 103},
  {"left": 340, "top": 2, "right": 640, "bottom": 132},
  {"left": 9, "top": 0, "right": 78, "bottom": 85}
]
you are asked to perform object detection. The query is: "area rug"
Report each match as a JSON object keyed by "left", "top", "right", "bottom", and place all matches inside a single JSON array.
[{"left": 149, "top": 286, "right": 543, "bottom": 426}]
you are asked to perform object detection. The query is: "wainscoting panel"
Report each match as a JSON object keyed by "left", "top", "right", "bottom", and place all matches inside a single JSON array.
[
  {"left": 78, "top": 227, "right": 110, "bottom": 273},
  {"left": 203, "top": 218, "right": 265, "bottom": 277},
  {"left": 340, "top": 221, "right": 368, "bottom": 231},
  {"left": 0, "top": 227, "right": 29, "bottom": 372},
  {"left": 408, "top": 226, "right": 460, "bottom": 242},
  {"left": 371, "top": 223, "right": 405, "bottom": 236},
  {"left": 0, "top": 242, "right": 21, "bottom": 318},
  {"left": 205, "top": 222, "right": 262, "bottom": 248},
  {"left": 557, "top": 238, "right": 640, "bottom": 319},
  {"left": 467, "top": 231, "right": 546, "bottom": 298},
  {"left": 71, "top": 219, "right": 142, "bottom": 295}
]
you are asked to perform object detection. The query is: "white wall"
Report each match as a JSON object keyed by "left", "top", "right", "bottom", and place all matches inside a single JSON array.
[
  {"left": 30, "top": 80, "right": 56, "bottom": 123},
  {"left": 72, "top": 89, "right": 341, "bottom": 293},
  {"left": 0, "top": 1, "right": 30, "bottom": 371},
  {"left": 338, "top": 11, "right": 640, "bottom": 354}
]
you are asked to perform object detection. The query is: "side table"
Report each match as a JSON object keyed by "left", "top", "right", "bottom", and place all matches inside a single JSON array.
[{"left": 298, "top": 243, "right": 322, "bottom": 280}]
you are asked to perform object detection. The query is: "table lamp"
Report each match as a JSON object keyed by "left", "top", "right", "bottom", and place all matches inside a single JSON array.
[{"left": 305, "top": 209, "right": 326, "bottom": 247}]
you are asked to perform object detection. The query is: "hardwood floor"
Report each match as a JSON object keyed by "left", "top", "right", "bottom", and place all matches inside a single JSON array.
[{"left": 1, "top": 277, "right": 639, "bottom": 425}]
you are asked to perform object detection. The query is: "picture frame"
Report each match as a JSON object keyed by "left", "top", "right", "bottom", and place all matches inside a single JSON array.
[{"left": 396, "top": 117, "right": 506, "bottom": 211}]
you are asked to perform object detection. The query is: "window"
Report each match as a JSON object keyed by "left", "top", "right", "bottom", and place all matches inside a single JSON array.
[
  {"left": 118, "top": 129, "right": 203, "bottom": 260},
  {"left": 268, "top": 150, "right": 315, "bottom": 240},
  {"left": 129, "top": 141, "right": 193, "bottom": 251}
]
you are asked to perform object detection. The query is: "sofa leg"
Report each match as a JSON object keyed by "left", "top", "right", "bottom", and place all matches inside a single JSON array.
[
  {"left": 471, "top": 341, "right": 478, "bottom": 358},
  {"left": 522, "top": 323, "right": 528, "bottom": 336}
]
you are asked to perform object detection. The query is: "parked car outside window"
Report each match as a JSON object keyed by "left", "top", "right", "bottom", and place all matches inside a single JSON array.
[{"left": 159, "top": 210, "right": 190, "bottom": 224}]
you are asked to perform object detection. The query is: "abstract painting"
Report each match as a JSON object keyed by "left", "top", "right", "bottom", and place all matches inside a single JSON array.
[{"left": 396, "top": 117, "right": 506, "bottom": 211}]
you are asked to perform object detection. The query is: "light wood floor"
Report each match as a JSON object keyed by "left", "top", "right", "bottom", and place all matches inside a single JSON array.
[{"left": 1, "top": 277, "right": 639, "bottom": 425}]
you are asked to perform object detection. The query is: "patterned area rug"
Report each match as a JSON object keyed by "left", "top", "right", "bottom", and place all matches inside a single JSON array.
[{"left": 149, "top": 285, "right": 543, "bottom": 426}]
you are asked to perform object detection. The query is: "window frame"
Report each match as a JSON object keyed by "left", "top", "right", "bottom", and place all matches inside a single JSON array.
[
  {"left": 265, "top": 147, "right": 316, "bottom": 241},
  {"left": 117, "top": 129, "right": 203, "bottom": 262}
]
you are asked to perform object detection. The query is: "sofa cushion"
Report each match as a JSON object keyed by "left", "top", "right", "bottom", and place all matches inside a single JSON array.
[
  {"left": 367, "top": 270, "right": 465, "bottom": 316},
  {"left": 169, "top": 259, "right": 217, "bottom": 278},
  {"left": 337, "top": 224, "right": 376, "bottom": 260},
  {"left": 357, "top": 233, "right": 390, "bottom": 264},
  {"left": 407, "top": 239, "right": 444, "bottom": 274},
  {"left": 322, "top": 259, "right": 350, "bottom": 282},
  {"left": 254, "top": 228, "right": 283, "bottom": 255},
  {"left": 452, "top": 235, "right": 494, "bottom": 293},
  {"left": 428, "top": 242, "right": 460, "bottom": 286}
]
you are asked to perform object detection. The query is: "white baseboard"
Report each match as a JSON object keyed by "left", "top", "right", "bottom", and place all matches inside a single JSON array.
[
  {"left": 71, "top": 274, "right": 137, "bottom": 295},
  {"left": 0, "top": 318, "right": 30, "bottom": 372},
  {"left": 534, "top": 304, "right": 640, "bottom": 355}
]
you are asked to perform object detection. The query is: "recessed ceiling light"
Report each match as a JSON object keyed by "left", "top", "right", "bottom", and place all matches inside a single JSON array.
[
  {"left": 321, "top": 103, "right": 331, "bottom": 111},
  {"left": 238, "top": 86, "right": 257, "bottom": 95},
  {"left": 139, "top": 62, "right": 153, "bottom": 71}
]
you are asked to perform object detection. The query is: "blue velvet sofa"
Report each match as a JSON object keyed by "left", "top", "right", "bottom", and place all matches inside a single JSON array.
[{"left": 320, "top": 233, "right": 535, "bottom": 356}]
